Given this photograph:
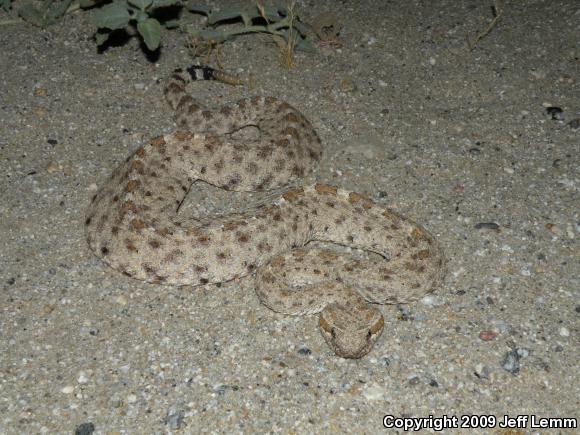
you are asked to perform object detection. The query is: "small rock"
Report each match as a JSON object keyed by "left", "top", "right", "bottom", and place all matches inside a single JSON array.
[
  {"left": 517, "top": 348, "right": 529, "bottom": 358},
  {"left": 546, "top": 106, "right": 564, "bottom": 121},
  {"left": 213, "top": 384, "right": 239, "bottom": 395},
  {"left": 339, "top": 78, "right": 356, "bottom": 93},
  {"left": 474, "top": 363, "right": 491, "bottom": 379},
  {"left": 114, "top": 295, "right": 128, "bottom": 306},
  {"left": 559, "top": 326, "right": 570, "bottom": 337},
  {"left": 407, "top": 375, "right": 420, "bottom": 386},
  {"left": 474, "top": 222, "right": 499, "bottom": 230},
  {"left": 297, "top": 345, "right": 311, "bottom": 355},
  {"left": 568, "top": 118, "right": 580, "bottom": 130},
  {"left": 77, "top": 371, "right": 89, "bottom": 384},
  {"left": 46, "top": 162, "right": 63, "bottom": 174},
  {"left": 502, "top": 350, "right": 521, "bottom": 375},
  {"left": 397, "top": 306, "right": 411, "bottom": 320},
  {"left": 362, "top": 384, "right": 385, "bottom": 401},
  {"left": 378, "top": 356, "right": 391, "bottom": 367},
  {"left": 420, "top": 295, "right": 444, "bottom": 306},
  {"left": 479, "top": 330, "right": 499, "bottom": 341},
  {"left": 74, "top": 422, "right": 95, "bottom": 435},
  {"left": 502, "top": 348, "right": 529, "bottom": 375},
  {"left": 490, "top": 319, "right": 509, "bottom": 334},
  {"left": 61, "top": 385, "right": 74, "bottom": 394},
  {"left": 165, "top": 405, "right": 185, "bottom": 429}
]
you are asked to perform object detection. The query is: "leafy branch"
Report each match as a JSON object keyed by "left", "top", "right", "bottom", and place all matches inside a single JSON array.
[
  {"left": 186, "top": 1, "right": 313, "bottom": 54},
  {"left": 90, "top": 0, "right": 176, "bottom": 50},
  {"left": 2, "top": 0, "right": 314, "bottom": 61}
]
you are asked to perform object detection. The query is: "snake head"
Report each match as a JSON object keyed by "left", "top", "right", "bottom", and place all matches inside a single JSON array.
[{"left": 318, "top": 298, "right": 384, "bottom": 359}]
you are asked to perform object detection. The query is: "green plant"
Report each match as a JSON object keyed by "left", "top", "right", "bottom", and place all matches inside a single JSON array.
[
  {"left": 90, "top": 0, "right": 313, "bottom": 54},
  {"left": 2, "top": 0, "right": 314, "bottom": 60},
  {"left": 1, "top": 0, "right": 12, "bottom": 12},
  {"left": 186, "top": 1, "right": 312, "bottom": 54},
  {"left": 90, "top": 0, "right": 178, "bottom": 50},
  {"left": 8, "top": 0, "right": 94, "bottom": 27}
]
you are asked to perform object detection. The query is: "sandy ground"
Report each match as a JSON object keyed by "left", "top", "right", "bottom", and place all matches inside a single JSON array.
[{"left": 0, "top": 0, "right": 578, "bottom": 433}]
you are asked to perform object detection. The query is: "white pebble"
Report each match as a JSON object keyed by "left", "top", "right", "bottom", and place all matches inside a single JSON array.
[
  {"left": 362, "top": 384, "right": 385, "bottom": 401},
  {"left": 421, "top": 295, "right": 444, "bottom": 306},
  {"left": 77, "top": 371, "right": 89, "bottom": 384},
  {"left": 61, "top": 385, "right": 74, "bottom": 394},
  {"left": 115, "top": 295, "right": 128, "bottom": 306},
  {"left": 559, "top": 327, "right": 570, "bottom": 337},
  {"left": 566, "top": 224, "right": 575, "bottom": 239}
]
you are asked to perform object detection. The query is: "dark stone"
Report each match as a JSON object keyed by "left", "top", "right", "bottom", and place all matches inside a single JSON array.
[{"left": 74, "top": 422, "right": 95, "bottom": 435}]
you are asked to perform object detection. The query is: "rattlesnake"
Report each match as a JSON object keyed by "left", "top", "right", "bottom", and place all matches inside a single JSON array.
[{"left": 85, "top": 65, "right": 445, "bottom": 358}]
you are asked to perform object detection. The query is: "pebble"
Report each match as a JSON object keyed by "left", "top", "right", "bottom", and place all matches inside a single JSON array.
[
  {"left": 74, "top": 422, "right": 95, "bottom": 435},
  {"left": 502, "top": 348, "right": 529, "bottom": 375},
  {"left": 339, "top": 78, "right": 356, "bottom": 93},
  {"left": 114, "top": 295, "right": 128, "bottom": 306},
  {"left": 502, "top": 350, "right": 520, "bottom": 375},
  {"left": 559, "top": 326, "right": 570, "bottom": 337},
  {"left": 378, "top": 355, "right": 391, "bottom": 367},
  {"left": 545, "top": 106, "right": 564, "bottom": 121},
  {"left": 362, "top": 384, "right": 386, "bottom": 401},
  {"left": 213, "top": 384, "right": 239, "bottom": 395},
  {"left": 420, "top": 295, "right": 444, "bottom": 306},
  {"left": 490, "top": 319, "right": 509, "bottom": 334},
  {"left": 61, "top": 385, "right": 74, "bottom": 394},
  {"left": 407, "top": 375, "right": 421, "bottom": 386},
  {"left": 297, "top": 345, "right": 312, "bottom": 355},
  {"left": 474, "top": 222, "right": 499, "bottom": 230},
  {"left": 77, "top": 371, "right": 89, "bottom": 384},
  {"left": 479, "top": 330, "right": 499, "bottom": 341},
  {"left": 165, "top": 405, "right": 185, "bottom": 429},
  {"left": 474, "top": 363, "right": 491, "bottom": 379},
  {"left": 46, "top": 162, "right": 63, "bottom": 174}
]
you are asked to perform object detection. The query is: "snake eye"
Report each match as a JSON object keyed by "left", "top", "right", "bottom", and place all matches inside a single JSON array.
[
  {"left": 330, "top": 327, "right": 337, "bottom": 339},
  {"left": 367, "top": 330, "right": 373, "bottom": 339}
]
